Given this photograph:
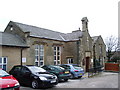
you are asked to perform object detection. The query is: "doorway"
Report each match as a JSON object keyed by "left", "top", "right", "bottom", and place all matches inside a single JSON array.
[
  {"left": 86, "top": 57, "right": 90, "bottom": 72},
  {"left": 67, "top": 58, "right": 74, "bottom": 64}
]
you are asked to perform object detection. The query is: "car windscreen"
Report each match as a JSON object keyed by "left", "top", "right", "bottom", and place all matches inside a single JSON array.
[
  {"left": 28, "top": 66, "right": 47, "bottom": 73},
  {"left": 60, "top": 65, "right": 70, "bottom": 70},
  {"left": 0, "top": 70, "right": 10, "bottom": 77},
  {"left": 53, "top": 66, "right": 65, "bottom": 70}
]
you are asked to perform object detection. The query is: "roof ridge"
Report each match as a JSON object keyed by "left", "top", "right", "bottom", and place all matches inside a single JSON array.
[
  {"left": 13, "top": 21, "right": 65, "bottom": 34},
  {"left": 10, "top": 21, "right": 82, "bottom": 41}
]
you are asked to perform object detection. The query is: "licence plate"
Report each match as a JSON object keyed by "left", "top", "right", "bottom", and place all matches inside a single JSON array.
[
  {"left": 51, "top": 79, "right": 56, "bottom": 83},
  {"left": 80, "top": 73, "right": 83, "bottom": 75},
  {"left": 65, "top": 71, "right": 69, "bottom": 73}
]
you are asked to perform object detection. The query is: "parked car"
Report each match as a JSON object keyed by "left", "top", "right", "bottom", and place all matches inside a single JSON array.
[
  {"left": 41, "top": 65, "right": 71, "bottom": 82},
  {"left": 9, "top": 65, "right": 58, "bottom": 89},
  {"left": 59, "top": 64, "right": 84, "bottom": 78},
  {"left": 0, "top": 69, "right": 20, "bottom": 90}
]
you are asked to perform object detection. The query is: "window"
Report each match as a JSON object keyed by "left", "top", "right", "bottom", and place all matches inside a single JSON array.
[
  {"left": 0, "top": 57, "right": 7, "bottom": 71},
  {"left": 10, "top": 27, "right": 13, "bottom": 30},
  {"left": 10, "top": 25, "right": 13, "bottom": 31},
  {"left": 13, "top": 66, "right": 22, "bottom": 72},
  {"left": 67, "top": 58, "right": 74, "bottom": 64},
  {"left": 21, "top": 67, "right": 30, "bottom": 74},
  {"left": 54, "top": 46, "right": 61, "bottom": 65},
  {"left": 35, "top": 45, "right": 44, "bottom": 66},
  {"left": 100, "top": 45, "right": 102, "bottom": 54},
  {"left": 86, "top": 22, "right": 88, "bottom": 28}
]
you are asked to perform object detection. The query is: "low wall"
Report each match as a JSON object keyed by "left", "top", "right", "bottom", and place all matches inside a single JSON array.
[{"left": 105, "top": 63, "right": 119, "bottom": 72}]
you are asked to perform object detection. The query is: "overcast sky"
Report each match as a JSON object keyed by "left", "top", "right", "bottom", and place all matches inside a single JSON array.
[{"left": 0, "top": 0, "right": 119, "bottom": 41}]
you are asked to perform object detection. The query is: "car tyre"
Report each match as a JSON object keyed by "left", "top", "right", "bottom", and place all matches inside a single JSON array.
[
  {"left": 78, "top": 76, "right": 82, "bottom": 78},
  {"left": 64, "top": 79, "right": 68, "bottom": 82},
  {"left": 70, "top": 73, "right": 74, "bottom": 79},
  {"left": 32, "top": 80, "right": 39, "bottom": 89}
]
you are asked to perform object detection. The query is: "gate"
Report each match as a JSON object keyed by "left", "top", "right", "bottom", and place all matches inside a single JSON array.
[{"left": 105, "top": 63, "right": 119, "bottom": 72}]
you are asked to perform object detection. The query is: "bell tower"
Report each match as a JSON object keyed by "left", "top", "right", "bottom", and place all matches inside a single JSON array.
[{"left": 81, "top": 17, "right": 88, "bottom": 32}]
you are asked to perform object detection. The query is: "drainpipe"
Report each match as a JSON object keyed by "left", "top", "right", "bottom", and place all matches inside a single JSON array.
[
  {"left": 21, "top": 48, "right": 23, "bottom": 66},
  {"left": 77, "top": 37, "right": 81, "bottom": 65},
  {"left": 77, "top": 41, "right": 79, "bottom": 65},
  {"left": 93, "top": 44, "right": 96, "bottom": 68}
]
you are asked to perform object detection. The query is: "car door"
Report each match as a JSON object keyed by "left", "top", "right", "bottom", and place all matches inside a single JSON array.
[
  {"left": 10, "top": 66, "right": 22, "bottom": 82},
  {"left": 20, "top": 67, "right": 32, "bottom": 85},
  {"left": 48, "top": 66, "right": 60, "bottom": 76}
]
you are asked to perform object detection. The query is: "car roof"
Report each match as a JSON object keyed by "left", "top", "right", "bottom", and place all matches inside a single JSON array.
[
  {"left": 42, "top": 65, "right": 56, "bottom": 67},
  {"left": 42, "top": 65, "right": 63, "bottom": 68},
  {"left": 13, "top": 65, "right": 37, "bottom": 68}
]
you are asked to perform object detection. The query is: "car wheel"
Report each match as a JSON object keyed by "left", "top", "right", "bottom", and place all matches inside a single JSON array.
[
  {"left": 32, "top": 80, "right": 39, "bottom": 89},
  {"left": 78, "top": 76, "right": 82, "bottom": 78},
  {"left": 70, "top": 73, "right": 74, "bottom": 79},
  {"left": 64, "top": 79, "right": 68, "bottom": 82}
]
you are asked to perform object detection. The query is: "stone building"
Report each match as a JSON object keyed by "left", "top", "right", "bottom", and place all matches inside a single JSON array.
[
  {"left": 92, "top": 35, "right": 106, "bottom": 67},
  {"left": 0, "top": 32, "right": 28, "bottom": 71},
  {"left": 0, "top": 17, "right": 106, "bottom": 72}
]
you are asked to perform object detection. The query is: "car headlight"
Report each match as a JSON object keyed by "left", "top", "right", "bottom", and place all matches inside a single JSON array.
[
  {"left": 54, "top": 75, "right": 57, "bottom": 79},
  {"left": 81, "top": 69, "right": 84, "bottom": 71},
  {"left": 15, "top": 82, "right": 20, "bottom": 86},
  {"left": 39, "top": 77, "right": 47, "bottom": 80}
]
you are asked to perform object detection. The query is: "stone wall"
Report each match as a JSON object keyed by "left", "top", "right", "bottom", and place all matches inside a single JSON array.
[
  {"left": 1, "top": 46, "right": 27, "bottom": 72},
  {"left": 25, "top": 37, "right": 79, "bottom": 65}
]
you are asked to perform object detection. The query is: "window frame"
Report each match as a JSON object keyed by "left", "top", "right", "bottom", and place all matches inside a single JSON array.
[
  {"left": 35, "top": 44, "right": 44, "bottom": 66},
  {"left": 67, "top": 58, "right": 74, "bottom": 64},
  {"left": 0, "top": 57, "right": 7, "bottom": 71},
  {"left": 54, "top": 46, "right": 61, "bottom": 65}
]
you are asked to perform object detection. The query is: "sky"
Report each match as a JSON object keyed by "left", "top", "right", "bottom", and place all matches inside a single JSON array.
[{"left": 0, "top": 0, "right": 119, "bottom": 41}]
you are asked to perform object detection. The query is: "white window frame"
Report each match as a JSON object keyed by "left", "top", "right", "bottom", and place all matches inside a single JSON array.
[
  {"left": 35, "top": 44, "right": 44, "bottom": 66},
  {"left": 54, "top": 46, "right": 61, "bottom": 65},
  {"left": 0, "top": 57, "right": 7, "bottom": 71},
  {"left": 67, "top": 58, "right": 74, "bottom": 64}
]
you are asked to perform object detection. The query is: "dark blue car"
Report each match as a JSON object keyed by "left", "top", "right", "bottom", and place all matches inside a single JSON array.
[{"left": 60, "top": 64, "right": 84, "bottom": 78}]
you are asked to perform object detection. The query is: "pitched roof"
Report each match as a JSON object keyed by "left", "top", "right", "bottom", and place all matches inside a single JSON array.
[
  {"left": 92, "top": 36, "right": 99, "bottom": 43},
  {"left": 0, "top": 32, "right": 28, "bottom": 47},
  {"left": 12, "top": 21, "right": 83, "bottom": 41},
  {"left": 14, "top": 22, "right": 66, "bottom": 41},
  {"left": 62, "top": 30, "right": 83, "bottom": 41}
]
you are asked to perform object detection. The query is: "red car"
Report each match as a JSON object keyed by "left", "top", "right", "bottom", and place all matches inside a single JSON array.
[{"left": 0, "top": 69, "right": 20, "bottom": 90}]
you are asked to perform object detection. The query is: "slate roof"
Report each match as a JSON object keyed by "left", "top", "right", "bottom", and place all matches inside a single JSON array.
[
  {"left": 62, "top": 30, "right": 83, "bottom": 41},
  {"left": 13, "top": 21, "right": 83, "bottom": 41},
  {"left": 0, "top": 32, "right": 28, "bottom": 47},
  {"left": 92, "top": 36, "right": 99, "bottom": 43}
]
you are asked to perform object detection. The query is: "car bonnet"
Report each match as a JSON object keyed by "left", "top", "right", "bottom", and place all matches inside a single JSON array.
[
  {"left": 0, "top": 75, "right": 19, "bottom": 88},
  {"left": 34, "top": 72, "right": 56, "bottom": 78}
]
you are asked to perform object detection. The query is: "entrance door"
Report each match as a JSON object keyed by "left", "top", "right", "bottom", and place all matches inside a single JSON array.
[
  {"left": 86, "top": 57, "right": 90, "bottom": 72},
  {"left": 67, "top": 58, "right": 74, "bottom": 64}
]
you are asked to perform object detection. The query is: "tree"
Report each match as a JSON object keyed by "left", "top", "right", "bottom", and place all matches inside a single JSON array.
[
  {"left": 111, "top": 56, "right": 120, "bottom": 63},
  {"left": 105, "top": 35, "right": 119, "bottom": 61}
]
